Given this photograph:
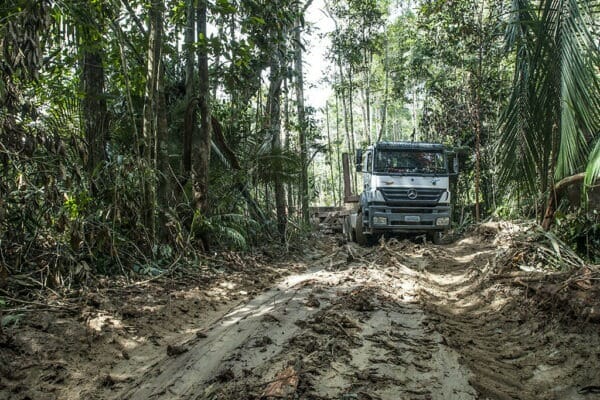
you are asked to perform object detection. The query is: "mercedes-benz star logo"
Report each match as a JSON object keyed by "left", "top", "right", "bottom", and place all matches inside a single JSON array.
[{"left": 407, "top": 189, "right": 418, "bottom": 200}]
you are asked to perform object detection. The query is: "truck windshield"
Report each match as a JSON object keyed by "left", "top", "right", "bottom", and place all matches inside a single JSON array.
[{"left": 374, "top": 150, "right": 446, "bottom": 175}]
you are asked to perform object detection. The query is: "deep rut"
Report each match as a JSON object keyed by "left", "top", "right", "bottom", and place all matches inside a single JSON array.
[
  {"left": 111, "top": 245, "right": 476, "bottom": 400},
  {"left": 108, "top": 231, "right": 600, "bottom": 400}
]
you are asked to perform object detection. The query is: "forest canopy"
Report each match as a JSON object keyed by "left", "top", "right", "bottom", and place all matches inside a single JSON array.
[{"left": 1, "top": 0, "right": 599, "bottom": 286}]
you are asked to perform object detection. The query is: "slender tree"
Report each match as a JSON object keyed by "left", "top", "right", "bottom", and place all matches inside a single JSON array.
[
  {"left": 141, "top": 0, "right": 167, "bottom": 239},
  {"left": 80, "top": 3, "right": 109, "bottom": 191},
  {"left": 183, "top": 0, "right": 197, "bottom": 187},
  {"left": 193, "top": 0, "right": 212, "bottom": 227},
  {"left": 295, "top": 3, "right": 310, "bottom": 225},
  {"left": 267, "top": 50, "right": 287, "bottom": 239}
]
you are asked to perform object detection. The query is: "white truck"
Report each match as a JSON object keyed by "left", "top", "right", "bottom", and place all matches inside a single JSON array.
[{"left": 344, "top": 141, "right": 457, "bottom": 245}]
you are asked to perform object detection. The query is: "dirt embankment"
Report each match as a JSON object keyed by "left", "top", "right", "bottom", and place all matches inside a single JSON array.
[{"left": 1, "top": 224, "right": 600, "bottom": 400}]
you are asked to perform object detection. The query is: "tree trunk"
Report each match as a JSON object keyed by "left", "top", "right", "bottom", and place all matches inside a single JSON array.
[
  {"left": 156, "top": 55, "right": 169, "bottom": 236},
  {"left": 378, "top": 37, "right": 389, "bottom": 142},
  {"left": 348, "top": 66, "right": 357, "bottom": 190},
  {"left": 113, "top": 22, "right": 139, "bottom": 155},
  {"left": 336, "top": 58, "right": 355, "bottom": 192},
  {"left": 325, "top": 102, "right": 337, "bottom": 206},
  {"left": 335, "top": 92, "right": 343, "bottom": 206},
  {"left": 268, "top": 54, "right": 287, "bottom": 240},
  {"left": 472, "top": 0, "right": 486, "bottom": 223},
  {"left": 541, "top": 122, "right": 563, "bottom": 230},
  {"left": 193, "top": 0, "right": 212, "bottom": 230},
  {"left": 541, "top": 173, "right": 586, "bottom": 230},
  {"left": 295, "top": 18, "right": 309, "bottom": 226},
  {"left": 182, "top": 0, "right": 196, "bottom": 186},
  {"left": 362, "top": 45, "right": 371, "bottom": 145},
  {"left": 142, "top": 0, "right": 163, "bottom": 239},
  {"left": 284, "top": 79, "right": 295, "bottom": 217},
  {"left": 82, "top": 44, "right": 108, "bottom": 191}
]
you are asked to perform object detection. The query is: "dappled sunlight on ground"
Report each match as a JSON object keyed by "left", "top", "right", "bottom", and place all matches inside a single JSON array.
[{"left": 2, "top": 227, "right": 599, "bottom": 400}]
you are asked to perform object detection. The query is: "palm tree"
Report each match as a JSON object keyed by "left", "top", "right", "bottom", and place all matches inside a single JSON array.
[{"left": 498, "top": 0, "right": 600, "bottom": 223}]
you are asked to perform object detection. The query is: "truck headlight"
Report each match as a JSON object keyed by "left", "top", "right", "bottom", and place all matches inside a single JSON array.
[
  {"left": 373, "top": 216, "right": 387, "bottom": 225},
  {"left": 436, "top": 217, "right": 450, "bottom": 226}
]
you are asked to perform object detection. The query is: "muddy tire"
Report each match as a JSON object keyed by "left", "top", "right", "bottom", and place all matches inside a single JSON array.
[
  {"left": 354, "top": 213, "right": 366, "bottom": 246},
  {"left": 355, "top": 213, "right": 375, "bottom": 246},
  {"left": 429, "top": 231, "right": 444, "bottom": 245}
]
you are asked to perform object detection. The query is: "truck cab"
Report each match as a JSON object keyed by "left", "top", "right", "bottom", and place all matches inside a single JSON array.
[{"left": 345, "top": 141, "right": 456, "bottom": 245}]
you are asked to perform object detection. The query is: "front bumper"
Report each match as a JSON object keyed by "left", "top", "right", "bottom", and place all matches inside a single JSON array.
[{"left": 365, "top": 204, "right": 451, "bottom": 233}]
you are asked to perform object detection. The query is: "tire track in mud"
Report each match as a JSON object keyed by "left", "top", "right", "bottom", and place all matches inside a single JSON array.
[
  {"left": 110, "top": 229, "right": 600, "bottom": 399},
  {"left": 413, "top": 234, "right": 600, "bottom": 400},
  {"left": 287, "top": 272, "right": 476, "bottom": 400},
  {"left": 115, "top": 269, "right": 338, "bottom": 399},
  {"left": 112, "top": 245, "right": 477, "bottom": 400}
]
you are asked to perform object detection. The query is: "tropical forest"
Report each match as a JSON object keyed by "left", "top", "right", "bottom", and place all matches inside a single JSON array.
[{"left": 1, "top": 0, "right": 599, "bottom": 398}]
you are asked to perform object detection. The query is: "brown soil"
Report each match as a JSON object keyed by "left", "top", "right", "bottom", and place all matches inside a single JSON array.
[{"left": 1, "top": 224, "right": 599, "bottom": 400}]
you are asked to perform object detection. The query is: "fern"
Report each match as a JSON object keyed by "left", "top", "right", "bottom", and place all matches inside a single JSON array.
[
  {"left": 191, "top": 212, "right": 260, "bottom": 250},
  {"left": 216, "top": 226, "right": 247, "bottom": 249}
]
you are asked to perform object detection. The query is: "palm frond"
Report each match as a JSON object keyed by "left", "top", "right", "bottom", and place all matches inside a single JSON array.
[
  {"left": 552, "top": 0, "right": 600, "bottom": 179},
  {"left": 499, "top": 0, "right": 600, "bottom": 202},
  {"left": 43, "top": 96, "right": 82, "bottom": 137},
  {"left": 585, "top": 138, "right": 600, "bottom": 189},
  {"left": 211, "top": 140, "right": 231, "bottom": 169},
  {"left": 498, "top": 0, "right": 541, "bottom": 193},
  {"left": 504, "top": 0, "right": 535, "bottom": 52}
]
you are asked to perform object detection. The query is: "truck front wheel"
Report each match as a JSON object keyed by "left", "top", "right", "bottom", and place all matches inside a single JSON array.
[
  {"left": 354, "top": 212, "right": 368, "bottom": 246},
  {"left": 428, "top": 231, "right": 444, "bottom": 245},
  {"left": 354, "top": 212, "right": 377, "bottom": 246}
]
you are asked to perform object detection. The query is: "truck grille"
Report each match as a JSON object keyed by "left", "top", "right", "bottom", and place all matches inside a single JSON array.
[{"left": 378, "top": 187, "right": 444, "bottom": 206}]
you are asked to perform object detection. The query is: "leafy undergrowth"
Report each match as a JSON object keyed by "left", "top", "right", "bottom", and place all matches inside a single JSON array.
[{"left": 554, "top": 209, "right": 600, "bottom": 263}]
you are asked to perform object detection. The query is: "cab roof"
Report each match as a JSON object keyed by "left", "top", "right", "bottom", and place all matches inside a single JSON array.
[{"left": 372, "top": 141, "right": 445, "bottom": 151}]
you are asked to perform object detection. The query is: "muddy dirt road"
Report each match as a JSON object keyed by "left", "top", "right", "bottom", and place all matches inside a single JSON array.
[
  {"left": 116, "top": 248, "right": 476, "bottom": 400},
  {"left": 2, "top": 225, "right": 600, "bottom": 399}
]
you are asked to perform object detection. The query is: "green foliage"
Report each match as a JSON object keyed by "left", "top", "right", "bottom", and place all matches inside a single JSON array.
[
  {"left": 192, "top": 212, "right": 261, "bottom": 250},
  {"left": 498, "top": 0, "right": 600, "bottom": 200},
  {"left": 319, "top": 0, "right": 512, "bottom": 222},
  {"left": 64, "top": 191, "right": 91, "bottom": 219},
  {"left": 0, "top": 0, "right": 324, "bottom": 298},
  {"left": 1, "top": 314, "right": 24, "bottom": 328},
  {"left": 254, "top": 147, "right": 302, "bottom": 185},
  {"left": 554, "top": 209, "right": 600, "bottom": 263},
  {"left": 585, "top": 139, "right": 600, "bottom": 191},
  {"left": 132, "top": 262, "right": 165, "bottom": 277},
  {"left": 0, "top": 0, "right": 51, "bottom": 82},
  {"left": 215, "top": 0, "right": 237, "bottom": 15}
]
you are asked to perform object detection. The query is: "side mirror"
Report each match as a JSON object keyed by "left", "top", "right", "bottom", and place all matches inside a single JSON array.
[
  {"left": 453, "top": 157, "right": 459, "bottom": 174},
  {"left": 355, "top": 149, "right": 363, "bottom": 172}
]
